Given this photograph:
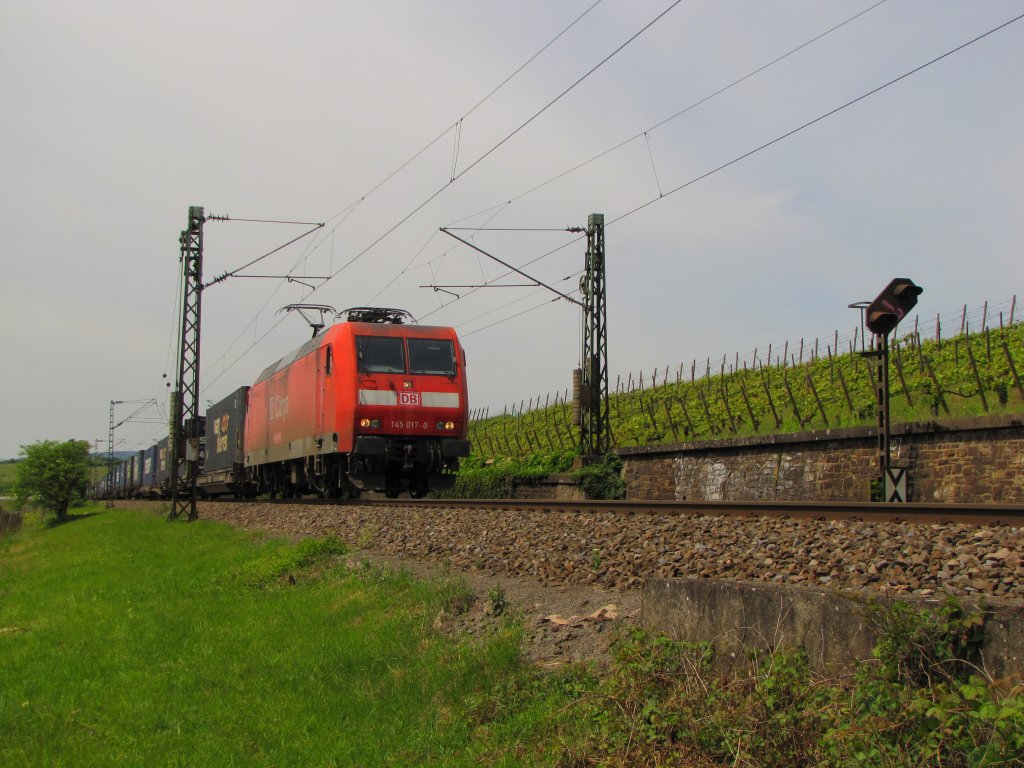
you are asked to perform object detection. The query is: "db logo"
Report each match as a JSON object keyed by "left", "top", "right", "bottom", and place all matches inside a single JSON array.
[{"left": 399, "top": 392, "right": 421, "bottom": 406}]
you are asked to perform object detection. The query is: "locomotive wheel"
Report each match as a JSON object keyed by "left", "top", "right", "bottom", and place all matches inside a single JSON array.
[
  {"left": 409, "top": 477, "right": 429, "bottom": 499},
  {"left": 328, "top": 477, "right": 360, "bottom": 499},
  {"left": 383, "top": 470, "right": 403, "bottom": 499}
]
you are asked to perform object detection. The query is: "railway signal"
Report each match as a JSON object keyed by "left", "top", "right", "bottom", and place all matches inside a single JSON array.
[
  {"left": 856, "top": 277, "right": 923, "bottom": 502},
  {"left": 865, "top": 278, "right": 923, "bottom": 336}
]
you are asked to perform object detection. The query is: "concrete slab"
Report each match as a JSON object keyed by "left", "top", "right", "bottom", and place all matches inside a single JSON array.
[{"left": 642, "top": 577, "right": 1023, "bottom": 683}]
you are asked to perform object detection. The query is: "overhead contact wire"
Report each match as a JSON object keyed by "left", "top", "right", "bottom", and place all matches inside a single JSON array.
[
  {"left": 418, "top": 233, "right": 585, "bottom": 323},
  {"left": 206, "top": 2, "right": 611, "bottom": 384},
  {"left": 459, "top": 270, "right": 584, "bottom": 329},
  {"left": 308, "top": 1, "right": 606, "bottom": 268},
  {"left": 428, "top": 0, "right": 893, "bottom": 323},
  {"left": 451, "top": 0, "right": 686, "bottom": 185},
  {"left": 307, "top": 0, "right": 684, "bottom": 292},
  {"left": 610, "top": 12, "right": 1024, "bottom": 226},
  {"left": 444, "top": 11, "right": 1024, "bottom": 337},
  {"left": 460, "top": 0, "right": 605, "bottom": 122},
  {"left": 444, "top": 0, "right": 889, "bottom": 225}
]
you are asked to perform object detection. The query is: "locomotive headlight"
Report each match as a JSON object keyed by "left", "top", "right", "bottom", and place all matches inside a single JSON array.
[
  {"left": 360, "top": 418, "right": 371, "bottom": 428},
  {"left": 437, "top": 421, "right": 456, "bottom": 431},
  {"left": 360, "top": 418, "right": 381, "bottom": 429}
]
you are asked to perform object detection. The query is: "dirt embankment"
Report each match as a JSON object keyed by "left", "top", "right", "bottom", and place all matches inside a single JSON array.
[{"left": 122, "top": 500, "right": 1023, "bottom": 667}]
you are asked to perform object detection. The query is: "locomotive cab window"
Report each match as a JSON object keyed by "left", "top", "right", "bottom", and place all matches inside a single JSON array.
[
  {"left": 356, "top": 336, "right": 405, "bottom": 373},
  {"left": 408, "top": 338, "right": 456, "bottom": 376}
]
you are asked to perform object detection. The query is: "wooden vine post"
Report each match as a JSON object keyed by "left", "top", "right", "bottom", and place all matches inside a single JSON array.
[{"left": 1003, "top": 340, "right": 1024, "bottom": 403}]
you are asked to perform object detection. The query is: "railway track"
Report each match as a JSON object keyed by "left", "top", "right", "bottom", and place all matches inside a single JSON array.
[
  {"left": 203, "top": 496, "right": 1024, "bottom": 527},
  {"left": 126, "top": 495, "right": 1024, "bottom": 599}
]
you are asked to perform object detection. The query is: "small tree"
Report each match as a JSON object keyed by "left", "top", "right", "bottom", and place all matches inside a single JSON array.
[{"left": 13, "top": 439, "right": 91, "bottom": 520}]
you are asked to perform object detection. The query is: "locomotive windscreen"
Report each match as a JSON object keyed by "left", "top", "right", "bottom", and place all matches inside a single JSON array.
[
  {"left": 356, "top": 336, "right": 405, "bottom": 373},
  {"left": 408, "top": 338, "right": 455, "bottom": 376}
]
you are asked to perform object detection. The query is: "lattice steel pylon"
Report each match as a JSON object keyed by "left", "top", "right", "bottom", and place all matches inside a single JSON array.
[
  {"left": 579, "top": 213, "right": 610, "bottom": 456},
  {"left": 168, "top": 206, "right": 205, "bottom": 521},
  {"left": 106, "top": 400, "right": 118, "bottom": 508}
]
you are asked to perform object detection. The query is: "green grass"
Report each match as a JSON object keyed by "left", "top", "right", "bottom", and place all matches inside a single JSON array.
[
  {"left": 0, "top": 462, "right": 18, "bottom": 495},
  {"left": 4, "top": 507, "right": 1020, "bottom": 766},
  {"left": 0, "top": 506, "right": 568, "bottom": 767}
]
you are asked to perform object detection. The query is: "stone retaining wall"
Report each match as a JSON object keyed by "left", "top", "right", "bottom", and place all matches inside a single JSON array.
[
  {"left": 618, "top": 415, "right": 1024, "bottom": 503},
  {"left": 511, "top": 474, "right": 584, "bottom": 501}
]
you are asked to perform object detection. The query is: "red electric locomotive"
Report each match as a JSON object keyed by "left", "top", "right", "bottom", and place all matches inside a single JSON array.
[{"left": 244, "top": 308, "right": 469, "bottom": 498}]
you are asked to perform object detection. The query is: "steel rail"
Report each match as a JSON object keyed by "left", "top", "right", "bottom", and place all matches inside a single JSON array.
[{"left": 202, "top": 496, "right": 1024, "bottom": 526}]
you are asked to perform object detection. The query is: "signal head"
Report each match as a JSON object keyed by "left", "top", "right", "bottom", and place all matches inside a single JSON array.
[{"left": 865, "top": 278, "right": 922, "bottom": 336}]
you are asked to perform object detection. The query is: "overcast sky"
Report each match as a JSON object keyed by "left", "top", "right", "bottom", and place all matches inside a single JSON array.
[{"left": 1, "top": 0, "right": 1021, "bottom": 458}]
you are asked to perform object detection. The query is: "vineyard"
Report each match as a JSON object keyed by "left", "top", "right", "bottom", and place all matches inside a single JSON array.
[{"left": 468, "top": 299, "right": 1024, "bottom": 458}]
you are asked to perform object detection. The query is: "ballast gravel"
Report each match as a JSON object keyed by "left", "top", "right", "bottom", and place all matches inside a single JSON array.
[{"left": 190, "top": 502, "right": 1023, "bottom": 599}]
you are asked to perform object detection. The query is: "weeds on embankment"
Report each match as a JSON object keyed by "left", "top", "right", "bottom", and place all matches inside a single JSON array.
[{"left": 481, "top": 600, "right": 1024, "bottom": 767}]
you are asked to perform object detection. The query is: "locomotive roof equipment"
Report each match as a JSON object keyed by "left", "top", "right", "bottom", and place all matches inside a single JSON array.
[{"left": 341, "top": 307, "right": 414, "bottom": 324}]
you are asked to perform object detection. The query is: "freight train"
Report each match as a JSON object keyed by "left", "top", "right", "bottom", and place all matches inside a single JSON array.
[{"left": 100, "top": 308, "right": 470, "bottom": 500}]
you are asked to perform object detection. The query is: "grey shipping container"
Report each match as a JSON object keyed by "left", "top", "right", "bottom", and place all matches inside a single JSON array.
[
  {"left": 204, "top": 387, "right": 249, "bottom": 473},
  {"left": 142, "top": 444, "right": 159, "bottom": 487},
  {"left": 113, "top": 462, "right": 126, "bottom": 495},
  {"left": 156, "top": 436, "right": 171, "bottom": 485}
]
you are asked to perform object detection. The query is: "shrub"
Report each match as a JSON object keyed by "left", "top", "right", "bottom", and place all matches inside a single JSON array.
[
  {"left": 560, "top": 599, "right": 1023, "bottom": 767},
  {"left": 13, "top": 439, "right": 91, "bottom": 520},
  {"left": 438, "top": 451, "right": 574, "bottom": 499},
  {"left": 572, "top": 455, "right": 625, "bottom": 499},
  {"left": 441, "top": 450, "right": 630, "bottom": 499}
]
